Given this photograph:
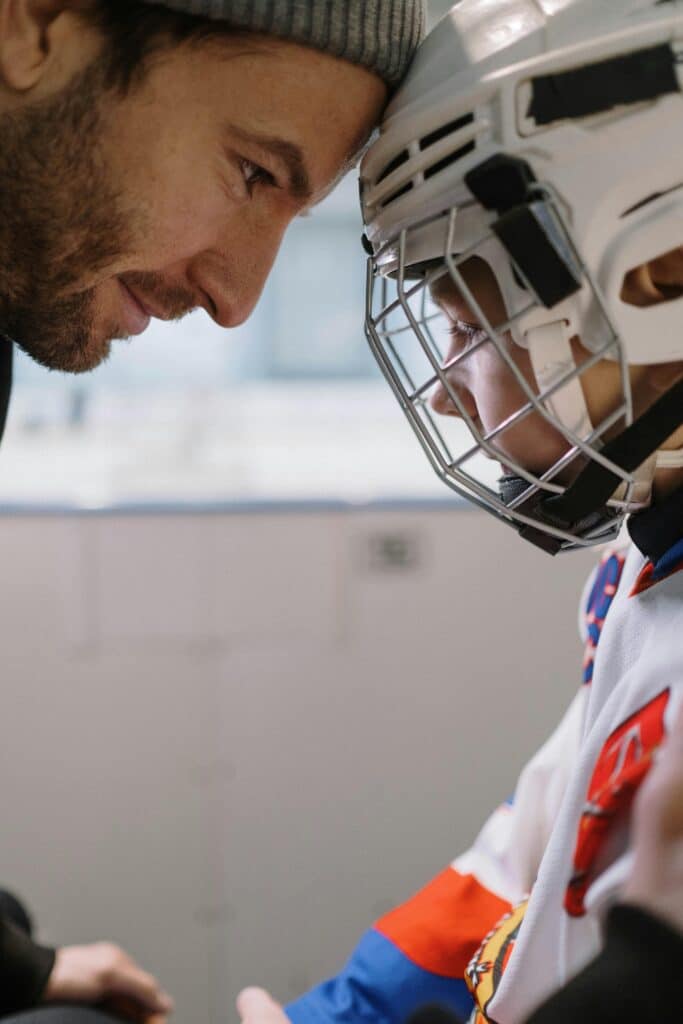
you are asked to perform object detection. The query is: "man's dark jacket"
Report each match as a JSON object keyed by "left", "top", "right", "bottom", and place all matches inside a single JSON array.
[{"left": 0, "top": 338, "right": 57, "bottom": 1014}]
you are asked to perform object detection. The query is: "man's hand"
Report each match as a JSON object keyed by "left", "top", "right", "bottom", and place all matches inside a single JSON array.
[
  {"left": 237, "top": 987, "right": 289, "bottom": 1024},
  {"left": 44, "top": 943, "right": 174, "bottom": 1023}
]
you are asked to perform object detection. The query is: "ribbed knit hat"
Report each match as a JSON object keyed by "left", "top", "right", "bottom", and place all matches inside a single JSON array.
[{"left": 142, "top": 1, "right": 426, "bottom": 87}]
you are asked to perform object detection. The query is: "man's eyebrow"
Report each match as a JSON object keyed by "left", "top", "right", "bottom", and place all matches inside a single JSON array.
[
  {"left": 224, "top": 122, "right": 313, "bottom": 201},
  {"left": 296, "top": 129, "right": 377, "bottom": 216}
]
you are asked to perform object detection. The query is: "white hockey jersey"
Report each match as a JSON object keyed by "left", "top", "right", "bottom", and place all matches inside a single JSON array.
[
  {"left": 287, "top": 494, "right": 683, "bottom": 1024},
  {"left": 469, "top": 537, "right": 683, "bottom": 1023}
]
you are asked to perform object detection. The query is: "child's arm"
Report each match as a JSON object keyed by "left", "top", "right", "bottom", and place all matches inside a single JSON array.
[
  {"left": 238, "top": 691, "right": 586, "bottom": 1024},
  {"left": 287, "top": 689, "right": 585, "bottom": 1024}
]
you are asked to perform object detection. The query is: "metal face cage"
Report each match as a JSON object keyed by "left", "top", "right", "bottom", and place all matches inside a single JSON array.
[{"left": 364, "top": 196, "right": 639, "bottom": 553}]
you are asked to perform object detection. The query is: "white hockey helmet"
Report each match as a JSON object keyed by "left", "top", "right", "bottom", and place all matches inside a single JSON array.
[{"left": 361, "top": 0, "right": 683, "bottom": 554}]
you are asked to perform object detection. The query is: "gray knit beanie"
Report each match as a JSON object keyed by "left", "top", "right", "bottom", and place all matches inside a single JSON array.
[{"left": 141, "top": 1, "right": 426, "bottom": 87}]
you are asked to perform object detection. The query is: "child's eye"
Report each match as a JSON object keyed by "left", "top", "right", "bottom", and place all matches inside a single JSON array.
[
  {"left": 239, "top": 158, "right": 277, "bottom": 194},
  {"left": 448, "top": 319, "right": 487, "bottom": 350}
]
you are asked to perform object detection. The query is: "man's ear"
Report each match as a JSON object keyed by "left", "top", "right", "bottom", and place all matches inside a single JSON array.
[{"left": 0, "top": 0, "right": 69, "bottom": 92}]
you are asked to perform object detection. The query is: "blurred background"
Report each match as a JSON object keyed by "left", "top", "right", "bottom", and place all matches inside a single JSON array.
[{"left": 0, "top": 3, "right": 598, "bottom": 1023}]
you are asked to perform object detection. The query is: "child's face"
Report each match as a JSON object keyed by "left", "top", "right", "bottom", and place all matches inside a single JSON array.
[{"left": 429, "top": 250, "right": 683, "bottom": 478}]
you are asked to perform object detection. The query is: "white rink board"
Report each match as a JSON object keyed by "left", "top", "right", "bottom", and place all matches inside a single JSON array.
[{"left": 0, "top": 506, "right": 597, "bottom": 1024}]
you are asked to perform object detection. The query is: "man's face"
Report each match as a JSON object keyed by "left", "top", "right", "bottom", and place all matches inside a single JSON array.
[{"left": 0, "top": 9, "right": 386, "bottom": 373}]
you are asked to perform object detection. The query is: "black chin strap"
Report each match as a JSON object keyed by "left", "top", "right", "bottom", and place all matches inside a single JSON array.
[{"left": 542, "top": 376, "right": 683, "bottom": 530}]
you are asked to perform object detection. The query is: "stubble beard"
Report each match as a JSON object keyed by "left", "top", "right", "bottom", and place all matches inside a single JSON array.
[{"left": 0, "top": 59, "right": 136, "bottom": 374}]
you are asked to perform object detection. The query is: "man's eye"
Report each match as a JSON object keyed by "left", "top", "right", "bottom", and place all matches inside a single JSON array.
[{"left": 239, "top": 158, "right": 276, "bottom": 194}]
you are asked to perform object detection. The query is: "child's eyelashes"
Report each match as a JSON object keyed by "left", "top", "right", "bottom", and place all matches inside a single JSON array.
[{"left": 447, "top": 319, "right": 488, "bottom": 351}]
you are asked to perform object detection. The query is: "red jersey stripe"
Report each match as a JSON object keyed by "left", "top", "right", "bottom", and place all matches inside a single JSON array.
[{"left": 376, "top": 867, "right": 511, "bottom": 978}]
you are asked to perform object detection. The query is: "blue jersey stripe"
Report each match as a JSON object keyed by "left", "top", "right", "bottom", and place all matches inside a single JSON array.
[
  {"left": 286, "top": 928, "right": 474, "bottom": 1024},
  {"left": 652, "top": 537, "right": 683, "bottom": 581}
]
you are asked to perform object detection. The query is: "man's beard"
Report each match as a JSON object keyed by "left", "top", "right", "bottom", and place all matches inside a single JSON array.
[{"left": 0, "top": 59, "right": 136, "bottom": 374}]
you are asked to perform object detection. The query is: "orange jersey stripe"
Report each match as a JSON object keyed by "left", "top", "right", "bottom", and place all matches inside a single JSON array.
[{"left": 376, "top": 867, "right": 511, "bottom": 978}]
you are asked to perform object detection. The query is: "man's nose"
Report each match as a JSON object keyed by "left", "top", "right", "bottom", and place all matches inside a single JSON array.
[{"left": 192, "top": 218, "right": 288, "bottom": 329}]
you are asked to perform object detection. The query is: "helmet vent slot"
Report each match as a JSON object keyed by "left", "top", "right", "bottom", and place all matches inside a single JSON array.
[
  {"left": 376, "top": 149, "right": 410, "bottom": 185},
  {"left": 376, "top": 113, "right": 477, "bottom": 208},
  {"left": 378, "top": 182, "right": 413, "bottom": 209},
  {"left": 420, "top": 113, "right": 474, "bottom": 151},
  {"left": 424, "top": 139, "right": 476, "bottom": 180}
]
